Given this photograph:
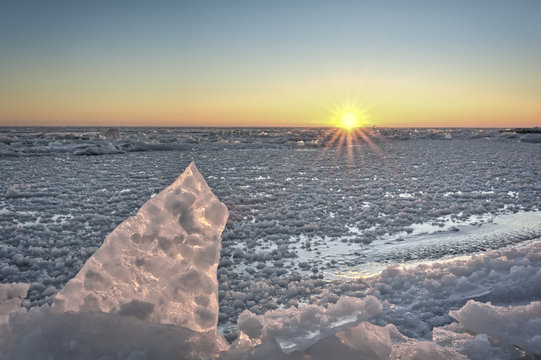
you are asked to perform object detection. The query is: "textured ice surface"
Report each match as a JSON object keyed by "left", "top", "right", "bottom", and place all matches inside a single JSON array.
[
  {"left": 1, "top": 157, "right": 541, "bottom": 358},
  {"left": 0, "top": 127, "right": 537, "bottom": 158},
  {"left": 2, "top": 131, "right": 540, "bottom": 318},
  {"left": 53, "top": 162, "right": 228, "bottom": 332}
]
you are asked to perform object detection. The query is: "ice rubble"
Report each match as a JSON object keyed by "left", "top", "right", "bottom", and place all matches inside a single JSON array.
[
  {"left": 1, "top": 127, "right": 539, "bottom": 157},
  {"left": 224, "top": 318, "right": 465, "bottom": 360},
  {"left": 237, "top": 295, "right": 382, "bottom": 353},
  {"left": 1, "top": 162, "right": 541, "bottom": 359}
]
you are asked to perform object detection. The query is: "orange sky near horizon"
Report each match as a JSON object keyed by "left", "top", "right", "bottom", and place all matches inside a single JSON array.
[{"left": 2, "top": 78, "right": 539, "bottom": 128}]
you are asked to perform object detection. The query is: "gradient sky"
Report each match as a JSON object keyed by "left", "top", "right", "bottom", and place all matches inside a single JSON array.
[{"left": 1, "top": 0, "right": 540, "bottom": 127}]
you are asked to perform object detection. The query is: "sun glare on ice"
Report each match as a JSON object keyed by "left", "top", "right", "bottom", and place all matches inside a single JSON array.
[{"left": 313, "top": 99, "right": 384, "bottom": 168}]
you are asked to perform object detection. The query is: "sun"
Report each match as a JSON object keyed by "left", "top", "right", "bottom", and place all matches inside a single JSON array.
[
  {"left": 340, "top": 113, "right": 358, "bottom": 130},
  {"left": 327, "top": 99, "right": 371, "bottom": 130}
]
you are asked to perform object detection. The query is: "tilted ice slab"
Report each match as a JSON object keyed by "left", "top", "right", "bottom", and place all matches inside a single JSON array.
[{"left": 53, "top": 162, "right": 228, "bottom": 332}]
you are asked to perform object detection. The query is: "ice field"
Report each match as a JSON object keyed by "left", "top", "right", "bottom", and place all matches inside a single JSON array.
[{"left": 1, "top": 127, "right": 540, "bottom": 359}]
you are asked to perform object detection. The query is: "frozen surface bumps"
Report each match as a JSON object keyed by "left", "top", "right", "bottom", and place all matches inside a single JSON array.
[{"left": 53, "top": 162, "right": 228, "bottom": 332}]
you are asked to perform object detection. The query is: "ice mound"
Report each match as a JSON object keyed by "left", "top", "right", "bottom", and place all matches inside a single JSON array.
[
  {"left": 53, "top": 162, "right": 228, "bottom": 332},
  {"left": 237, "top": 295, "right": 381, "bottom": 353},
  {"left": 0, "top": 283, "right": 29, "bottom": 325}
]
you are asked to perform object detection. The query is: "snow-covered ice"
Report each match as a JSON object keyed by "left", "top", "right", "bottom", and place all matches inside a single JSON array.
[
  {"left": 1, "top": 127, "right": 541, "bottom": 359},
  {"left": 1, "top": 162, "right": 540, "bottom": 358}
]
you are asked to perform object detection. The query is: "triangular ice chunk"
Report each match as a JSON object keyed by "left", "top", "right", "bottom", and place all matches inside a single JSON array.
[{"left": 53, "top": 162, "right": 228, "bottom": 333}]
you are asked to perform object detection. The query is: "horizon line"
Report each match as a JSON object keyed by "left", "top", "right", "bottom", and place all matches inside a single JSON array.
[{"left": 1, "top": 125, "right": 539, "bottom": 130}]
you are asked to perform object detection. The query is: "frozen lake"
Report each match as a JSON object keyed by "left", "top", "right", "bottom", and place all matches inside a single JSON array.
[{"left": 1, "top": 127, "right": 540, "bottom": 341}]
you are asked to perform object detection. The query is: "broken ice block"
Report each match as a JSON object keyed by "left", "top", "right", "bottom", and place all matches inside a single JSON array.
[{"left": 53, "top": 162, "right": 228, "bottom": 332}]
